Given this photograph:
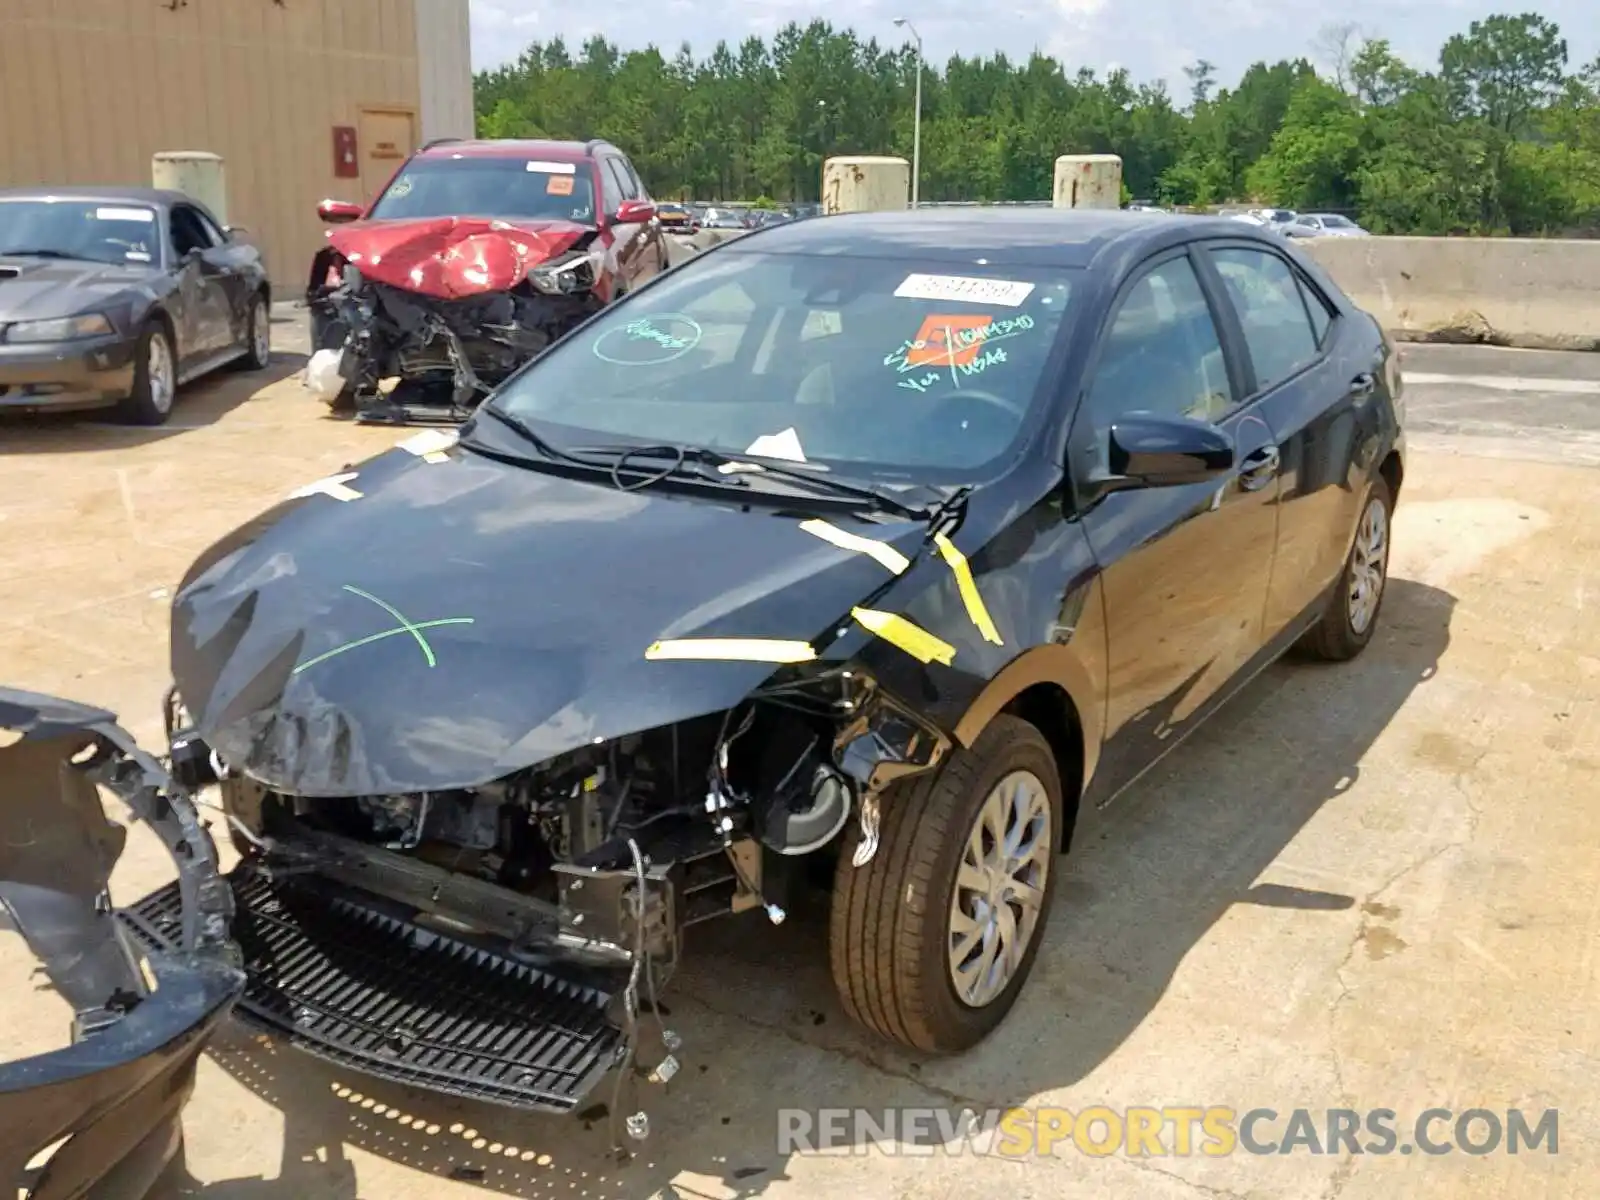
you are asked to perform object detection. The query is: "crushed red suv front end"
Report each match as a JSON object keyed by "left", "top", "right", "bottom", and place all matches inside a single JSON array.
[{"left": 305, "top": 216, "right": 608, "bottom": 425}]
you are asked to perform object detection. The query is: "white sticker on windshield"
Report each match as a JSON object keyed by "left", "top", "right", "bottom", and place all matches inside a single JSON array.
[
  {"left": 125, "top": 250, "right": 152, "bottom": 262},
  {"left": 94, "top": 206, "right": 155, "bottom": 222},
  {"left": 744, "top": 427, "right": 807, "bottom": 462},
  {"left": 894, "top": 273, "right": 1034, "bottom": 307},
  {"left": 526, "top": 160, "right": 577, "bottom": 174}
]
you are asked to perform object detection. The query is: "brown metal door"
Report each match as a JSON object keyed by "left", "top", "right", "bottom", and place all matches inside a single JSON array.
[{"left": 357, "top": 108, "right": 417, "bottom": 206}]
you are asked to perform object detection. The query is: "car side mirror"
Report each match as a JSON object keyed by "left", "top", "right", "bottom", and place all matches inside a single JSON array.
[
  {"left": 613, "top": 199, "right": 656, "bottom": 225},
  {"left": 1105, "top": 413, "right": 1234, "bottom": 488},
  {"left": 317, "top": 199, "right": 364, "bottom": 224}
]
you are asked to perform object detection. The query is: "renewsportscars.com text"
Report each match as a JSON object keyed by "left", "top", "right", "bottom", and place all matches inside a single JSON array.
[{"left": 777, "top": 1106, "right": 1559, "bottom": 1158}]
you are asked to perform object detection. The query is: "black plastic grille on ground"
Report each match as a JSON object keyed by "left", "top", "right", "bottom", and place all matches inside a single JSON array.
[{"left": 120, "top": 867, "right": 623, "bottom": 1111}]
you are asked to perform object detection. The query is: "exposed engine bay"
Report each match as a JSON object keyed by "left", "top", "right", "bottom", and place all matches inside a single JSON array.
[
  {"left": 304, "top": 246, "right": 603, "bottom": 426},
  {"left": 157, "top": 668, "right": 946, "bottom": 1152}
]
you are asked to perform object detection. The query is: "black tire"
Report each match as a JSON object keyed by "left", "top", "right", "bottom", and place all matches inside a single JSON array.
[
  {"left": 1298, "top": 476, "right": 1393, "bottom": 661},
  {"left": 829, "top": 714, "right": 1064, "bottom": 1054},
  {"left": 115, "top": 321, "right": 177, "bottom": 426},
  {"left": 235, "top": 290, "right": 271, "bottom": 371}
]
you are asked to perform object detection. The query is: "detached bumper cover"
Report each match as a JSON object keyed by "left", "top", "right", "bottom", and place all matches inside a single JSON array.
[
  {"left": 0, "top": 688, "right": 243, "bottom": 1200},
  {"left": 123, "top": 866, "right": 626, "bottom": 1112}
]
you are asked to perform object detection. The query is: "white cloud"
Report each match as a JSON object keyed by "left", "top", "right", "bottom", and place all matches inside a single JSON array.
[{"left": 468, "top": 0, "right": 1598, "bottom": 93}]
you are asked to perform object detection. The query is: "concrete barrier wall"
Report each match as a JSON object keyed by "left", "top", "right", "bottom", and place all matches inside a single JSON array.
[
  {"left": 663, "top": 226, "right": 1600, "bottom": 351},
  {"left": 1300, "top": 237, "right": 1600, "bottom": 351}
]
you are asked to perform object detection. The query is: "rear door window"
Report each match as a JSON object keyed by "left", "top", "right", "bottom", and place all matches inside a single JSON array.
[{"left": 1210, "top": 247, "right": 1320, "bottom": 392}]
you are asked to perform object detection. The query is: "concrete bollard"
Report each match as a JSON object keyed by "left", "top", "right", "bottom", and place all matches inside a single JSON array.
[
  {"left": 822, "top": 156, "right": 910, "bottom": 214},
  {"left": 1053, "top": 154, "right": 1122, "bottom": 210},
  {"left": 152, "top": 151, "right": 227, "bottom": 223}
]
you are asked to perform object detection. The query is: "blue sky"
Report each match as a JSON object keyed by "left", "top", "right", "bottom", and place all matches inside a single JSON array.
[{"left": 469, "top": 0, "right": 1598, "bottom": 99}]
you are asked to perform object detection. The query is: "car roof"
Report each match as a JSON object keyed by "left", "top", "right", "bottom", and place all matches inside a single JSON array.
[
  {"left": 0, "top": 186, "right": 183, "bottom": 208},
  {"left": 720, "top": 207, "right": 1284, "bottom": 268},
  {"left": 413, "top": 138, "right": 605, "bottom": 163}
]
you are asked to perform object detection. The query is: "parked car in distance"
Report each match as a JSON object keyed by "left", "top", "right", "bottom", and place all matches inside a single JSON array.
[
  {"left": 656, "top": 202, "right": 696, "bottom": 235},
  {"left": 1288, "top": 213, "right": 1370, "bottom": 238},
  {"left": 1250, "top": 207, "right": 1299, "bottom": 231},
  {"left": 698, "top": 206, "right": 750, "bottom": 230},
  {"left": 136, "top": 208, "right": 1405, "bottom": 1120},
  {"left": 0, "top": 187, "right": 271, "bottom": 424},
  {"left": 304, "top": 137, "right": 668, "bottom": 424}
]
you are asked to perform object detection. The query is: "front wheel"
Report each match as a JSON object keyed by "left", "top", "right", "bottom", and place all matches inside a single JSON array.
[
  {"left": 829, "top": 714, "right": 1063, "bottom": 1054},
  {"left": 115, "top": 322, "right": 177, "bottom": 425},
  {"left": 1298, "top": 476, "right": 1393, "bottom": 661}
]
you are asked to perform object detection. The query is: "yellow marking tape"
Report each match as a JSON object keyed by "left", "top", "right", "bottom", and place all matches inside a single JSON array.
[
  {"left": 398, "top": 428, "right": 459, "bottom": 463},
  {"left": 852, "top": 607, "right": 956, "bottom": 666},
  {"left": 799, "top": 518, "right": 911, "bottom": 575},
  {"left": 288, "top": 471, "right": 362, "bottom": 502},
  {"left": 646, "top": 637, "right": 817, "bottom": 663},
  {"left": 934, "top": 532, "right": 1003, "bottom": 645}
]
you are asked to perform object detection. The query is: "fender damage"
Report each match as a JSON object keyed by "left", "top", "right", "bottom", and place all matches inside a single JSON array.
[{"left": 0, "top": 688, "right": 242, "bottom": 1200}]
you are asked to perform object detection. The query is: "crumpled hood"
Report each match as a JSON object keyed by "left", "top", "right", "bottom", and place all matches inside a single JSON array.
[
  {"left": 0, "top": 258, "right": 155, "bottom": 322},
  {"left": 170, "top": 443, "right": 931, "bottom": 797},
  {"left": 325, "top": 217, "right": 592, "bottom": 299}
]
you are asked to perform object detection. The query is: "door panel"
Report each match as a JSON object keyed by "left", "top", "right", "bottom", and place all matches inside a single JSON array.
[
  {"left": 167, "top": 205, "right": 232, "bottom": 361},
  {"left": 1072, "top": 251, "right": 1280, "bottom": 804},
  {"left": 1203, "top": 244, "right": 1366, "bottom": 634},
  {"left": 191, "top": 206, "right": 252, "bottom": 345},
  {"left": 602, "top": 157, "right": 649, "bottom": 295},
  {"left": 357, "top": 109, "right": 417, "bottom": 207}
]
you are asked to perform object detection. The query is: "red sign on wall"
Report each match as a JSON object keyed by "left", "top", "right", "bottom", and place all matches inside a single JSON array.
[{"left": 332, "top": 126, "right": 359, "bottom": 178}]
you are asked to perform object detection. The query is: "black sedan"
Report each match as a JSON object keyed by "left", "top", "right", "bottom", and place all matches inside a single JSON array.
[
  {"left": 0, "top": 187, "right": 271, "bottom": 425},
  {"left": 128, "top": 208, "right": 1403, "bottom": 1119}
]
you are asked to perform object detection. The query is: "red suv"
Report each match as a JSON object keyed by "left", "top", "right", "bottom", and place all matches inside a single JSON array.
[{"left": 305, "top": 137, "right": 668, "bottom": 423}]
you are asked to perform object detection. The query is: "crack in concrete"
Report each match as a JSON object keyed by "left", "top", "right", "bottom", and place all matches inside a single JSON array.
[
  {"left": 1111, "top": 1153, "right": 1252, "bottom": 1199},
  {"left": 1320, "top": 745, "right": 1489, "bottom": 1200}
]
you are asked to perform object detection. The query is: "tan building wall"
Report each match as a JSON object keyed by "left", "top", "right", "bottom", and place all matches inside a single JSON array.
[{"left": 0, "top": 0, "right": 474, "bottom": 287}]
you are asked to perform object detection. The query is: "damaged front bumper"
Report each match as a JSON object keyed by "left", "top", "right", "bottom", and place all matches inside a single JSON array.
[
  {"left": 305, "top": 256, "right": 603, "bottom": 427},
  {"left": 0, "top": 688, "right": 243, "bottom": 1200}
]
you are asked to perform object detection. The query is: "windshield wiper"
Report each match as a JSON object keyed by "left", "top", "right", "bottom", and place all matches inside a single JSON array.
[
  {"left": 463, "top": 409, "right": 745, "bottom": 489},
  {"left": 570, "top": 441, "right": 935, "bottom": 519},
  {"left": 0, "top": 249, "right": 77, "bottom": 260}
]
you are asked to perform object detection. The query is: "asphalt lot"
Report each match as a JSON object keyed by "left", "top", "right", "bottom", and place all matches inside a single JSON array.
[{"left": 2, "top": 329, "right": 1598, "bottom": 1199}]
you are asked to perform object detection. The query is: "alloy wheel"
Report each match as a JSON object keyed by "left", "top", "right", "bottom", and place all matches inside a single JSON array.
[
  {"left": 1348, "top": 494, "right": 1388, "bottom": 634},
  {"left": 252, "top": 298, "right": 270, "bottom": 363},
  {"left": 148, "top": 332, "right": 175, "bottom": 414},
  {"left": 947, "top": 769, "right": 1052, "bottom": 1008}
]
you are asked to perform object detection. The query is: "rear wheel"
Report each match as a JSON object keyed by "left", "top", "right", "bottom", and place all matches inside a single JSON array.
[
  {"left": 116, "top": 321, "right": 177, "bottom": 425},
  {"left": 829, "top": 715, "right": 1062, "bottom": 1054},
  {"left": 1298, "top": 476, "right": 1392, "bottom": 661},
  {"left": 236, "top": 291, "right": 271, "bottom": 370}
]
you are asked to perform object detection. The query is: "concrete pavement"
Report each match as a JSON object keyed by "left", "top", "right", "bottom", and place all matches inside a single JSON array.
[
  {"left": 1398, "top": 343, "right": 1600, "bottom": 466},
  {"left": 2, "top": 344, "right": 1598, "bottom": 1199}
]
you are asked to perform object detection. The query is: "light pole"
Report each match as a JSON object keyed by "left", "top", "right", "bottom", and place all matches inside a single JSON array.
[{"left": 893, "top": 17, "right": 922, "bottom": 208}]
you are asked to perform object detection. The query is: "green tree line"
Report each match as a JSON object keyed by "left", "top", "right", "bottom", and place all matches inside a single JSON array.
[{"left": 474, "top": 13, "right": 1600, "bottom": 235}]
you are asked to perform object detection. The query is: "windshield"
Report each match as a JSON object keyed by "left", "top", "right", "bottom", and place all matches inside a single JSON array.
[
  {"left": 491, "top": 250, "right": 1077, "bottom": 481},
  {"left": 1321, "top": 215, "right": 1355, "bottom": 228},
  {"left": 368, "top": 158, "right": 597, "bottom": 223},
  {"left": 0, "top": 200, "right": 160, "bottom": 266}
]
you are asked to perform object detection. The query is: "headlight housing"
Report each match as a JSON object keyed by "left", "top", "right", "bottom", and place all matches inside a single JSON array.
[
  {"left": 528, "top": 251, "right": 595, "bottom": 296},
  {"left": 5, "top": 312, "right": 115, "bottom": 342}
]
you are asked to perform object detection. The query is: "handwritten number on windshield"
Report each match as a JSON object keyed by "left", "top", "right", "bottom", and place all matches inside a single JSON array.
[{"left": 885, "top": 313, "right": 1033, "bottom": 393}]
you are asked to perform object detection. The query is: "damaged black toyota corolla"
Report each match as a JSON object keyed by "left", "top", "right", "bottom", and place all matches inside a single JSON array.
[
  {"left": 127, "top": 209, "right": 1404, "bottom": 1139},
  {"left": 1, "top": 690, "right": 241, "bottom": 1198}
]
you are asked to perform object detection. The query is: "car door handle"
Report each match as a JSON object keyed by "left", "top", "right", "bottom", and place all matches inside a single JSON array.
[
  {"left": 1238, "top": 444, "right": 1279, "bottom": 491},
  {"left": 1349, "top": 372, "right": 1376, "bottom": 398}
]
